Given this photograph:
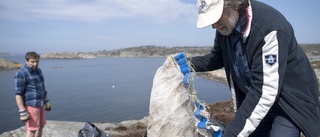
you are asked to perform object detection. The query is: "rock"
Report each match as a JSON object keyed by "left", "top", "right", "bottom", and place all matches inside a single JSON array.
[
  {"left": 0, "top": 121, "right": 83, "bottom": 137},
  {"left": 0, "top": 58, "right": 23, "bottom": 70},
  {"left": 51, "top": 65, "right": 63, "bottom": 68},
  {"left": 0, "top": 117, "right": 148, "bottom": 137}
]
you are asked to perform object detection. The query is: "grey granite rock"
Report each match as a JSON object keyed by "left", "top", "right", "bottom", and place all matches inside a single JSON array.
[{"left": 0, "top": 117, "right": 148, "bottom": 137}]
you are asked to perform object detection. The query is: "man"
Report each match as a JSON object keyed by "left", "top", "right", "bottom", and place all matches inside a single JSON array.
[
  {"left": 14, "top": 51, "right": 52, "bottom": 137},
  {"left": 190, "top": 0, "right": 320, "bottom": 136}
]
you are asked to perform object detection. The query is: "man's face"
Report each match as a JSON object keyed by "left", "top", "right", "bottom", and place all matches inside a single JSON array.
[
  {"left": 26, "top": 58, "right": 39, "bottom": 70},
  {"left": 211, "top": 8, "right": 239, "bottom": 36}
]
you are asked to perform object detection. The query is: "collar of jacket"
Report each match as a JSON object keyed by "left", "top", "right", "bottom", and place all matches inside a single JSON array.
[
  {"left": 239, "top": 0, "right": 252, "bottom": 43},
  {"left": 24, "top": 63, "right": 38, "bottom": 72}
]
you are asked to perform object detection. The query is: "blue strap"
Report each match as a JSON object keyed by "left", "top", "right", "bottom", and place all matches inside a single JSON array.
[
  {"left": 174, "top": 53, "right": 190, "bottom": 87},
  {"left": 213, "top": 129, "right": 223, "bottom": 137},
  {"left": 194, "top": 100, "right": 222, "bottom": 137},
  {"left": 174, "top": 52, "right": 222, "bottom": 137}
]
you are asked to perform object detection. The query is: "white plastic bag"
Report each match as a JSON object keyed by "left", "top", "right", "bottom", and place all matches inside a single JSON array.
[{"left": 148, "top": 55, "right": 198, "bottom": 137}]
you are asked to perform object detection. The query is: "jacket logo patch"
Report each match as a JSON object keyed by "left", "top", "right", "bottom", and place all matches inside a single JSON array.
[{"left": 265, "top": 54, "right": 277, "bottom": 66}]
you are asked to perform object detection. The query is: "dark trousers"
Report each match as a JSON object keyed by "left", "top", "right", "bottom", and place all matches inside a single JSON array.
[{"left": 249, "top": 106, "right": 300, "bottom": 137}]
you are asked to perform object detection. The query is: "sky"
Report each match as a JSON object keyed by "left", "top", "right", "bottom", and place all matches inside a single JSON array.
[{"left": 0, "top": 0, "right": 319, "bottom": 54}]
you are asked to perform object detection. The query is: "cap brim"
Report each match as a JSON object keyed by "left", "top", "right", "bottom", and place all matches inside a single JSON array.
[{"left": 197, "top": 1, "right": 224, "bottom": 28}]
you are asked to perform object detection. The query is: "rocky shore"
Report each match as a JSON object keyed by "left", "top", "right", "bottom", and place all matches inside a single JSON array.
[
  {"left": 0, "top": 100, "right": 233, "bottom": 137},
  {"left": 0, "top": 118, "right": 149, "bottom": 137},
  {"left": 0, "top": 58, "right": 23, "bottom": 70}
]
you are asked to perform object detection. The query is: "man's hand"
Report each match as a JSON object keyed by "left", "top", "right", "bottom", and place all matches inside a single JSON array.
[
  {"left": 19, "top": 109, "right": 29, "bottom": 122},
  {"left": 45, "top": 101, "right": 52, "bottom": 111}
]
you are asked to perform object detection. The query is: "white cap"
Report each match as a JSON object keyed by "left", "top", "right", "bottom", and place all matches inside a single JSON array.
[{"left": 197, "top": 0, "right": 224, "bottom": 28}]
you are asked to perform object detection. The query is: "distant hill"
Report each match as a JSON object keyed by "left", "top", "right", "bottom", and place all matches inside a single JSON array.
[
  {"left": 93, "top": 44, "right": 320, "bottom": 58},
  {"left": 0, "top": 52, "right": 12, "bottom": 56},
  {"left": 38, "top": 44, "right": 320, "bottom": 59},
  {"left": 41, "top": 52, "right": 95, "bottom": 59},
  {"left": 94, "top": 45, "right": 213, "bottom": 57},
  {"left": 41, "top": 45, "right": 213, "bottom": 59},
  {"left": 300, "top": 44, "right": 320, "bottom": 57}
]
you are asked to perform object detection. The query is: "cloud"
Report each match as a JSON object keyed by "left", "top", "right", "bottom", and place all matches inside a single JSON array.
[{"left": 0, "top": 0, "right": 196, "bottom": 23}]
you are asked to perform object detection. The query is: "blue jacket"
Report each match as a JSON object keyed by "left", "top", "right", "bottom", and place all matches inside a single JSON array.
[
  {"left": 14, "top": 64, "right": 47, "bottom": 107},
  {"left": 191, "top": 1, "right": 320, "bottom": 136}
]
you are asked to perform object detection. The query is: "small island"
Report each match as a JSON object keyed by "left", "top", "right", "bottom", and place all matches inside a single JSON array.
[
  {"left": 0, "top": 58, "right": 23, "bottom": 70},
  {"left": 41, "top": 52, "right": 96, "bottom": 59}
]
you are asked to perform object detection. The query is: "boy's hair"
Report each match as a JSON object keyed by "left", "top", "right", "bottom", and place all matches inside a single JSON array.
[{"left": 25, "top": 51, "right": 40, "bottom": 61}]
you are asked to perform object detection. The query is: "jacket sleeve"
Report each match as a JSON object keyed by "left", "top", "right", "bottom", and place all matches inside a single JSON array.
[
  {"left": 224, "top": 30, "right": 289, "bottom": 136},
  {"left": 191, "top": 32, "right": 224, "bottom": 72},
  {"left": 14, "top": 70, "right": 26, "bottom": 95}
]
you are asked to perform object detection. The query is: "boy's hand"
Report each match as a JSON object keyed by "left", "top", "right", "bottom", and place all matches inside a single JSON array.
[
  {"left": 19, "top": 109, "right": 30, "bottom": 122},
  {"left": 45, "top": 102, "right": 52, "bottom": 111}
]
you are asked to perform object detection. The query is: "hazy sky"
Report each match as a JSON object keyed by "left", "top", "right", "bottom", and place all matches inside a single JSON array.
[{"left": 0, "top": 0, "right": 319, "bottom": 54}]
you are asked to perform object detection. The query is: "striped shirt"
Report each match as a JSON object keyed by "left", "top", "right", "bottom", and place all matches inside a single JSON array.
[{"left": 14, "top": 64, "right": 47, "bottom": 107}]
